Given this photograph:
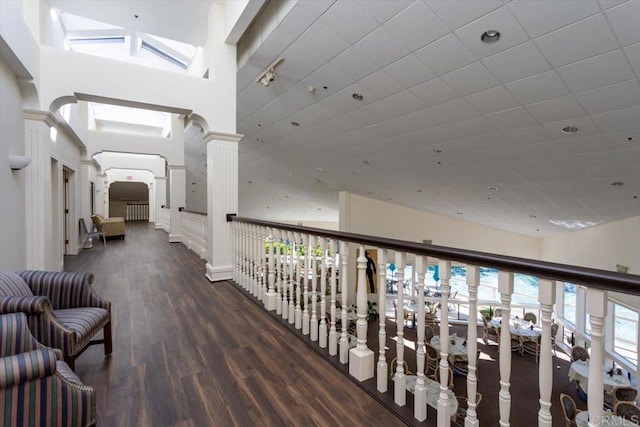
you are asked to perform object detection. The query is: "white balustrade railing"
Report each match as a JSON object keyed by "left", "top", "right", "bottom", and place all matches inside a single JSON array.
[
  {"left": 180, "top": 211, "right": 207, "bottom": 259},
  {"left": 229, "top": 216, "right": 640, "bottom": 427}
]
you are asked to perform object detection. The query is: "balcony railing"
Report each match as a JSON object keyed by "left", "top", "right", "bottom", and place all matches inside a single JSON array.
[{"left": 229, "top": 216, "right": 640, "bottom": 426}]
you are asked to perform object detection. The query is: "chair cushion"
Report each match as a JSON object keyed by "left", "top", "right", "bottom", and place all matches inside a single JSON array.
[
  {"left": 53, "top": 307, "right": 110, "bottom": 340},
  {"left": 0, "top": 272, "right": 33, "bottom": 297},
  {"left": 55, "top": 361, "right": 84, "bottom": 385}
]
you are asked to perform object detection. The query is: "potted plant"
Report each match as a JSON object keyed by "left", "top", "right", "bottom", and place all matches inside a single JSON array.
[
  {"left": 425, "top": 301, "right": 438, "bottom": 325},
  {"left": 479, "top": 307, "right": 493, "bottom": 320}
]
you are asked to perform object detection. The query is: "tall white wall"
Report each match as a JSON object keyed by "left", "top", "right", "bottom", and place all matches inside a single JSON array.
[
  {"left": 0, "top": 58, "right": 27, "bottom": 270},
  {"left": 542, "top": 216, "right": 640, "bottom": 274}
]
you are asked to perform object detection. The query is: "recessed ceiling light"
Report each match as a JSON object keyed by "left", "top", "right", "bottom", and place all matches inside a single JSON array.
[
  {"left": 256, "top": 138, "right": 264, "bottom": 143},
  {"left": 628, "top": 137, "right": 635, "bottom": 142},
  {"left": 248, "top": 180, "right": 253, "bottom": 184},
  {"left": 611, "top": 181, "right": 625, "bottom": 186},
  {"left": 562, "top": 126, "right": 579, "bottom": 134},
  {"left": 257, "top": 123, "right": 262, "bottom": 127},
  {"left": 352, "top": 93, "right": 363, "bottom": 101},
  {"left": 291, "top": 121, "right": 300, "bottom": 126},
  {"left": 481, "top": 30, "right": 500, "bottom": 44},
  {"left": 362, "top": 160, "right": 370, "bottom": 165},
  {"left": 416, "top": 189, "right": 423, "bottom": 193},
  {"left": 323, "top": 86, "right": 328, "bottom": 90},
  {"left": 488, "top": 186, "right": 498, "bottom": 191},
  {"left": 530, "top": 214, "right": 537, "bottom": 218},
  {"left": 134, "top": 14, "right": 139, "bottom": 19},
  {"left": 433, "top": 148, "right": 442, "bottom": 153},
  {"left": 314, "top": 179, "right": 322, "bottom": 184},
  {"left": 456, "top": 212, "right": 463, "bottom": 215}
]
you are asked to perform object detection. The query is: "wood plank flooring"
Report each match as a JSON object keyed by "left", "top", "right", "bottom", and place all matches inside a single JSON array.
[{"left": 64, "top": 222, "right": 404, "bottom": 427}]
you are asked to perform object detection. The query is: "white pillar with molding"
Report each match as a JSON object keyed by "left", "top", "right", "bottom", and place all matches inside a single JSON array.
[
  {"left": 204, "top": 132, "right": 242, "bottom": 282},
  {"left": 154, "top": 176, "right": 167, "bottom": 229},
  {"left": 168, "top": 165, "right": 186, "bottom": 243}
]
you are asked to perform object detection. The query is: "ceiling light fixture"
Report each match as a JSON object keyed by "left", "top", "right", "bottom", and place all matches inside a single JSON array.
[
  {"left": 256, "top": 138, "right": 264, "bottom": 143},
  {"left": 416, "top": 189, "right": 423, "bottom": 193},
  {"left": 562, "top": 126, "right": 579, "bottom": 134},
  {"left": 530, "top": 214, "right": 537, "bottom": 218},
  {"left": 291, "top": 121, "right": 299, "bottom": 126},
  {"left": 352, "top": 93, "right": 364, "bottom": 101},
  {"left": 488, "top": 186, "right": 498, "bottom": 191},
  {"left": 433, "top": 148, "right": 442, "bottom": 153},
  {"left": 456, "top": 212, "right": 463, "bottom": 215},
  {"left": 362, "top": 160, "right": 370, "bottom": 165},
  {"left": 481, "top": 30, "right": 501, "bottom": 44},
  {"left": 611, "top": 181, "right": 625, "bottom": 186}
]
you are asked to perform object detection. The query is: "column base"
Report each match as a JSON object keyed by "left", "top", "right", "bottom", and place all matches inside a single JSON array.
[
  {"left": 169, "top": 233, "right": 183, "bottom": 242},
  {"left": 205, "top": 263, "right": 234, "bottom": 282},
  {"left": 349, "top": 347, "right": 374, "bottom": 381}
]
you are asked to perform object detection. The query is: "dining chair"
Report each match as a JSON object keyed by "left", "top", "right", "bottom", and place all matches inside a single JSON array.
[
  {"left": 560, "top": 393, "right": 581, "bottom": 427},
  {"left": 521, "top": 334, "right": 541, "bottom": 363},
  {"left": 615, "top": 401, "right": 640, "bottom": 422},
  {"left": 429, "top": 365, "right": 454, "bottom": 389},
  {"left": 571, "top": 345, "right": 590, "bottom": 362},
  {"left": 605, "top": 386, "right": 638, "bottom": 411},
  {"left": 388, "top": 357, "right": 412, "bottom": 378},
  {"left": 393, "top": 299, "right": 410, "bottom": 328},
  {"left": 424, "top": 325, "right": 435, "bottom": 343},
  {"left": 425, "top": 343, "right": 440, "bottom": 376},
  {"left": 523, "top": 312, "right": 537, "bottom": 324},
  {"left": 452, "top": 349, "right": 481, "bottom": 377},
  {"left": 481, "top": 316, "right": 499, "bottom": 346},
  {"left": 452, "top": 392, "right": 482, "bottom": 426},
  {"left": 493, "top": 308, "right": 502, "bottom": 318},
  {"left": 550, "top": 322, "right": 559, "bottom": 356}
]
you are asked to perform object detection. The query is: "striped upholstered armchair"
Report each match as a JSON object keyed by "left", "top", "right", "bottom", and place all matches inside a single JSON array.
[
  {"left": 0, "top": 312, "right": 96, "bottom": 426},
  {"left": 0, "top": 270, "right": 112, "bottom": 370}
]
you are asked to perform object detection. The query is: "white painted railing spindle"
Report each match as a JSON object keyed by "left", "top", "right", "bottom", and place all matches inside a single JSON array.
[
  {"left": 339, "top": 241, "right": 349, "bottom": 364},
  {"left": 266, "top": 229, "right": 275, "bottom": 310},
  {"left": 587, "top": 289, "right": 607, "bottom": 427},
  {"left": 498, "top": 271, "right": 514, "bottom": 427},
  {"left": 350, "top": 244, "right": 374, "bottom": 381},
  {"left": 538, "top": 279, "right": 556, "bottom": 427},
  {"left": 329, "top": 240, "right": 338, "bottom": 356},
  {"left": 377, "top": 248, "right": 388, "bottom": 393},
  {"left": 319, "top": 238, "right": 327, "bottom": 348},
  {"left": 394, "top": 251, "right": 406, "bottom": 406},
  {"left": 310, "top": 235, "right": 318, "bottom": 341},
  {"left": 288, "top": 231, "right": 295, "bottom": 324},
  {"left": 302, "top": 234, "right": 310, "bottom": 336},
  {"left": 437, "top": 260, "right": 452, "bottom": 426},
  {"left": 414, "top": 255, "right": 427, "bottom": 421},
  {"left": 295, "top": 233, "right": 302, "bottom": 329},
  {"left": 466, "top": 265, "right": 480, "bottom": 427}
]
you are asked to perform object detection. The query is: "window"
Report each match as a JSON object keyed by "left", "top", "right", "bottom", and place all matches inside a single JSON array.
[
  {"left": 563, "top": 283, "right": 577, "bottom": 326},
  {"left": 614, "top": 303, "right": 638, "bottom": 367}
]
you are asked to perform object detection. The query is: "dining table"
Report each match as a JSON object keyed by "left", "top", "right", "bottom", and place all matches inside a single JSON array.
[
  {"left": 401, "top": 375, "right": 459, "bottom": 416},
  {"left": 575, "top": 410, "right": 639, "bottom": 426},
  {"left": 491, "top": 317, "right": 542, "bottom": 353},
  {"left": 568, "top": 360, "right": 632, "bottom": 393},
  {"left": 431, "top": 335, "right": 469, "bottom": 360}
]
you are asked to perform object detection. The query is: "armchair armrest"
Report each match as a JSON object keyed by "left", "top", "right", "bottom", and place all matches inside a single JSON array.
[
  {"left": 0, "top": 349, "right": 57, "bottom": 388},
  {"left": 17, "top": 270, "right": 110, "bottom": 311},
  {"left": 0, "top": 295, "right": 50, "bottom": 314}
]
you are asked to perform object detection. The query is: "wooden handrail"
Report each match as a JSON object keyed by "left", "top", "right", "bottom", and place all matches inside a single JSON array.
[{"left": 230, "top": 216, "right": 640, "bottom": 295}]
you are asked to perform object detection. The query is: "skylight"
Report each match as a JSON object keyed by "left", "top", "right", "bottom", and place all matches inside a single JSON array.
[{"left": 89, "top": 103, "right": 171, "bottom": 137}]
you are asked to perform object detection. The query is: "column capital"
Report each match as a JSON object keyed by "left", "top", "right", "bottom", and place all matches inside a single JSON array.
[
  {"left": 24, "top": 109, "right": 56, "bottom": 127},
  {"left": 203, "top": 131, "right": 243, "bottom": 143}
]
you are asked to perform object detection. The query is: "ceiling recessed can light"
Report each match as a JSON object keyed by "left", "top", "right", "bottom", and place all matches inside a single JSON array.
[
  {"left": 416, "top": 189, "right": 423, "bottom": 193},
  {"left": 562, "top": 126, "right": 579, "bottom": 134},
  {"left": 291, "top": 121, "right": 300, "bottom": 126},
  {"left": 352, "top": 93, "right": 363, "bottom": 101},
  {"left": 530, "top": 214, "right": 537, "bottom": 218},
  {"left": 256, "top": 138, "right": 264, "bottom": 143},
  {"left": 481, "top": 30, "right": 500, "bottom": 44},
  {"left": 488, "top": 186, "right": 498, "bottom": 191},
  {"left": 456, "top": 212, "right": 463, "bottom": 215},
  {"left": 362, "top": 160, "right": 370, "bottom": 165},
  {"left": 433, "top": 148, "right": 442, "bottom": 153},
  {"left": 611, "top": 181, "right": 625, "bottom": 186}
]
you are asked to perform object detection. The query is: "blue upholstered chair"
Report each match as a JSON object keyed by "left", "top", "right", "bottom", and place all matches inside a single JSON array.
[
  {"left": 0, "top": 312, "right": 96, "bottom": 426},
  {"left": 0, "top": 270, "right": 112, "bottom": 371}
]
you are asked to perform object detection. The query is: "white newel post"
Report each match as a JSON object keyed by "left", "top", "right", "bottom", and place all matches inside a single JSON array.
[
  {"left": 394, "top": 252, "right": 407, "bottom": 406},
  {"left": 414, "top": 255, "right": 427, "bottom": 421},
  {"left": 295, "top": 233, "right": 303, "bottom": 330},
  {"left": 538, "top": 279, "right": 556, "bottom": 427},
  {"left": 204, "top": 132, "right": 241, "bottom": 282},
  {"left": 319, "top": 238, "right": 328, "bottom": 348},
  {"left": 329, "top": 240, "right": 338, "bottom": 356},
  {"left": 302, "top": 234, "right": 310, "bottom": 336},
  {"left": 168, "top": 165, "right": 186, "bottom": 243},
  {"left": 266, "top": 228, "right": 276, "bottom": 310},
  {"left": 349, "top": 244, "right": 374, "bottom": 381},
  {"left": 466, "top": 265, "right": 480, "bottom": 427},
  {"left": 24, "top": 110, "right": 55, "bottom": 270},
  {"left": 587, "top": 288, "right": 608, "bottom": 427},
  {"left": 339, "top": 242, "right": 349, "bottom": 364},
  {"left": 377, "top": 248, "right": 388, "bottom": 393},
  {"left": 154, "top": 177, "right": 167, "bottom": 229},
  {"left": 310, "top": 235, "right": 319, "bottom": 341},
  {"left": 437, "top": 260, "right": 452, "bottom": 426},
  {"left": 498, "top": 271, "right": 514, "bottom": 427}
]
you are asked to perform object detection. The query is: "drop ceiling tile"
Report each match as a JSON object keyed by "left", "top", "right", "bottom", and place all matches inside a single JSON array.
[
  {"left": 441, "top": 62, "right": 501, "bottom": 96},
  {"left": 556, "top": 50, "right": 635, "bottom": 93},
  {"left": 384, "top": 2, "right": 449, "bottom": 51},
  {"left": 297, "top": 20, "right": 349, "bottom": 62},
  {"left": 290, "top": 102, "right": 339, "bottom": 127},
  {"left": 298, "top": 0, "right": 336, "bottom": 17},
  {"left": 556, "top": 135, "right": 613, "bottom": 155},
  {"left": 603, "top": 129, "right": 640, "bottom": 149},
  {"left": 606, "top": 0, "right": 640, "bottom": 47},
  {"left": 505, "top": 70, "right": 571, "bottom": 105},
  {"left": 359, "top": 69, "right": 405, "bottom": 100},
  {"left": 414, "top": 33, "right": 477, "bottom": 76},
  {"left": 249, "top": 29, "right": 298, "bottom": 69},
  {"left": 401, "top": 108, "right": 448, "bottom": 133},
  {"left": 330, "top": 47, "right": 378, "bottom": 81},
  {"left": 454, "top": 7, "right": 529, "bottom": 60},
  {"left": 338, "top": 82, "right": 379, "bottom": 106},
  {"left": 482, "top": 41, "right": 551, "bottom": 84},
  {"left": 383, "top": 90, "right": 427, "bottom": 115},
  {"left": 600, "top": 0, "right": 631, "bottom": 9},
  {"left": 575, "top": 80, "right": 640, "bottom": 115},
  {"left": 279, "top": 40, "right": 327, "bottom": 81},
  {"left": 382, "top": 54, "right": 436, "bottom": 89},
  {"left": 319, "top": 1, "right": 378, "bottom": 44},
  {"left": 425, "top": 0, "right": 503, "bottom": 31},
  {"left": 591, "top": 106, "right": 640, "bottom": 133},
  {"left": 525, "top": 95, "right": 587, "bottom": 124},
  {"left": 278, "top": 4, "right": 317, "bottom": 39},
  {"left": 508, "top": 0, "right": 600, "bottom": 39},
  {"left": 452, "top": 116, "right": 498, "bottom": 138},
  {"left": 345, "top": 101, "right": 401, "bottom": 127},
  {"left": 485, "top": 106, "right": 538, "bottom": 130},
  {"left": 408, "top": 78, "right": 459, "bottom": 108},
  {"left": 624, "top": 43, "right": 640, "bottom": 78},
  {"left": 534, "top": 14, "right": 619, "bottom": 68},
  {"left": 431, "top": 98, "right": 481, "bottom": 123},
  {"left": 308, "top": 62, "right": 353, "bottom": 92},
  {"left": 353, "top": 27, "right": 410, "bottom": 68},
  {"left": 317, "top": 93, "right": 359, "bottom": 116},
  {"left": 356, "top": 0, "right": 413, "bottom": 23},
  {"left": 464, "top": 85, "right": 520, "bottom": 115}
]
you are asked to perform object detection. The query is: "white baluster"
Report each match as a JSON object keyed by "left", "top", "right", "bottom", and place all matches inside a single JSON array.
[
  {"left": 329, "top": 240, "right": 338, "bottom": 356},
  {"left": 587, "top": 289, "right": 608, "bottom": 427},
  {"left": 266, "top": 228, "right": 275, "bottom": 310},
  {"left": 275, "top": 230, "right": 282, "bottom": 315},
  {"left": 302, "top": 234, "right": 310, "bottom": 335},
  {"left": 294, "top": 233, "right": 302, "bottom": 329},
  {"left": 414, "top": 255, "right": 427, "bottom": 421},
  {"left": 255, "top": 225, "right": 262, "bottom": 300},
  {"left": 465, "top": 265, "right": 480, "bottom": 427},
  {"left": 261, "top": 226, "right": 268, "bottom": 300},
  {"left": 288, "top": 231, "right": 295, "bottom": 323},
  {"left": 339, "top": 242, "right": 349, "bottom": 364},
  {"left": 319, "top": 238, "right": 328, "bottom": 348},
  {"left": 232, "top": 221, "right": 238, "bottom": 283},
  {"left": 281, "top": 232, "right": 289, "bottom": 320},
  {"left": 349, "top": 244, "right": 374, "bottom": 381},
  {"left": 377, "top": 248, "right": 388, "bottom": 393},
  {"left": 241, "top": 223, "right": 248, "bottom": 290},
  {"left": 249, "top": 224, "right": 256, "bottom": 297},
  {"left": 437, "top": 260, "right": 451, "bottom": 426},
  {"left": 310, "top": 235, "right": 318, "bottom": 341},
  {"left": 498, "top": 271, "right": 514, "bottom": 427},
  {"left": 538, "top": 279, "right": 556, "bottom": 427},
  {"left": 394, "top": 251, "right": 406, "bottom": 407}
]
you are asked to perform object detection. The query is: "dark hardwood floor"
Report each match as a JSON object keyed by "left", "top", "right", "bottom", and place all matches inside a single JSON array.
[{"left": 64, "top": 222, "right": 405, "bottom": 427}]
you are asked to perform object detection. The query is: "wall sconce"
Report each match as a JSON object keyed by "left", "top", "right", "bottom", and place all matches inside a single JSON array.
[{"left": 8, "top": 155, "right": 31, "bottom": 170}]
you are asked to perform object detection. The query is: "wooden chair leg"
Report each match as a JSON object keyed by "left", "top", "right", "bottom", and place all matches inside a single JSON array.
[{"left": 104, "top": 321, "right": 113, "bottom": 355}]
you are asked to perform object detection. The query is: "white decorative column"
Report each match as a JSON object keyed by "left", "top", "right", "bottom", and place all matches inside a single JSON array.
[
  {"left": 147, "top": 181, "right": 155, "bottom": 223},
  {"left": 587, "top": 288, "right": 608, "bottom": 427},
  {"left": 154, "top": 176, "right": 167, "bottom": 229},
  {"left": 437, "top": 260, "right": 452, "bottom": 425},
  {"left": 24, "top": 110, "right": 55, "bottom": 270},
  {"left": 414, "top": 255, "right": 427, "bottom": 421},
  {"left": 168, "top": 165, "right": 186, "bottom": 243},
  {"left": 349, "top": 244, "right": 374, "bottom": 381},
  {"left": 204, "top": 132, "right": 242, "bottom": 282},
  {"left": 466, "top": 265, "right": 480, "bottom": 427},
  {"left": 498, "top": 271, "right": 514, "bottom": 427},
  {"left": 394, "top": 251, "right": 407, "bottom": 406},
  {"left": 377, "top": 249, "right": 388, "bottom": 393},
  {"left": 538, "top": 279, "right": 556, "bottom": 427}
]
